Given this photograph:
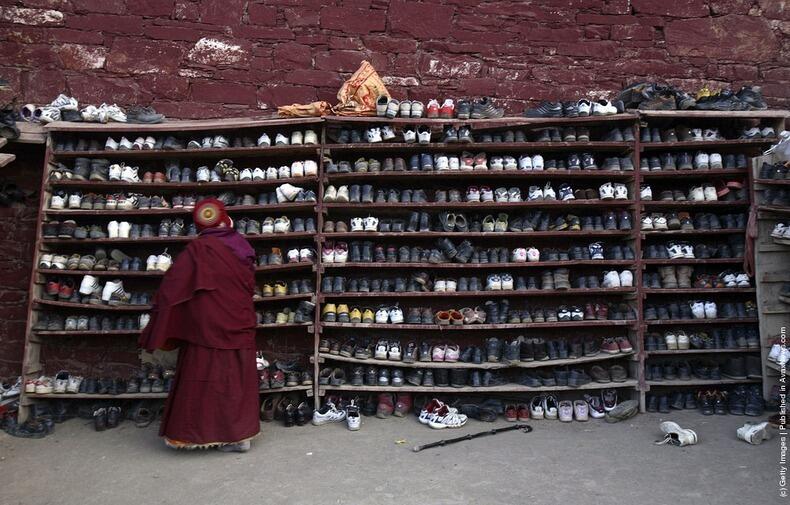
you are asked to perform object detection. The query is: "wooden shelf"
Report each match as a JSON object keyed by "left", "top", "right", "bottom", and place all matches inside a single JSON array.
[
  {"left": 26, "top": 392, "right": 168, "bottom": 399},
  {"left": 641, "top": 229, "right": 745, "bottom": 236},
  {"left": 323, "top": 201, "right": 635, "bottom": 210},
  {"left": 643, "top": 288, "right": 755, "bottom": 294},
  {"left": 316, "top": 350, "right": 634, "bottom": 370},
  {"left": 47, "top": 177, "right": 318, "bottom": 191},
  {"left": 641, "top": 169, "right": 747, "bottom": 178},
  {"left": 754, "top": 179, "right": 790, "bottom": 186},
  {"left": 323, "top": 260, "right": 636, "bottom": 270},
  {"left": 644, "top": 318, "right": 757, "bottom": 326},
  {"left": 646, "top": 348, "right": 760, "bottom": 356},
  {"left": 321, "top": 320, "right": 635, "bottom": 331},
  {"left": 259, "top": 385, "right": 312, "bottom": 394},
  {"left": 323, "top": 113, "right": 640, "bottom": 126},
  {"left": 324, "top": 141, "right": 634, "bottom": 153},
  {"left": 640, "top": 139, "right": 775, "bottom": 150},
  {"left": 325, "top": 171, "right": 634, "bottom": 182},
  {"left": 33, "top": 329, "right": 141, "bottom": 336},
  {"left": 38, "top": 263, "right": 314, "bottom": 277},
  {"left": 642, "top": 258, "right": 744, "bottom": 265},
  {"left": 319, "top": 288, "right": 636, "bottom": 299},
  {"left": 41, "top": 232, "right": 317, "bottom": 245},
  {"left": 45, "top": 116, "right": 324, "bottom": 132},
  {"left": 637, "top": 110, "right": 789, "bottom": 119},
  {"left": 321, "top": 230, "right": 631, "bottom": 239},
  {"left": 43, "top": 202, "right": 316, "bottom": 217},
  {"left": 646, "top": 378, "right": 762, "bottom": 387},
  {"left": 320, "top": 380, "right": 638, "bottom": 394},
  {"left": 642, "top": 201, "right": 750, "bottom": 208},
  {"left": 757, "top": 205, "right": 790, "bottom": 214},
  {"left": 51, "top": 145, "right": 320, "bottom": 161},
  {"left": 34, "top": 299, "right": 150, "bottom": 311}
]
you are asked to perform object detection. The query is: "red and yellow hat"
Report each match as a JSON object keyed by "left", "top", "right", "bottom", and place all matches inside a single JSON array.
[{"left": 193, "top": 197, "right": 231, "bottom": 231}]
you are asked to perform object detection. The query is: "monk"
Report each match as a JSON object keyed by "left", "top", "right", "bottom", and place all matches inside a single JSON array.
[{"left": 139, "top": 198, "right": 260, "bottom": 452}]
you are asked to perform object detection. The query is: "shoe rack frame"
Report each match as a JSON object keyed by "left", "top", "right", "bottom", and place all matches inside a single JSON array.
[{"left": 18, "top": 111, "right": 788, "bottom": 422}]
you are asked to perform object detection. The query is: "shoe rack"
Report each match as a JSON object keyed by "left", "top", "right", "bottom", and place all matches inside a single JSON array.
[
  {"left": 314, "top": 113, "right": 644, "bottom": 406},
  {"left": 750, "top": 122, "right": 789, "bottom": 402},
  {"left": 19, "top": 110, "right": 789, "bottom": 423},
  {"left": 19, "top": 117, "right": 323, "bottom": 421},
  {"left": 638, "top": 110, "right": 788, "bottom": 412}
]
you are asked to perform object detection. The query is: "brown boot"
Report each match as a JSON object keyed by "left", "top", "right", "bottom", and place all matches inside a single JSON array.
[
  {"left": 676, "top": 265, "right": 693, "bottom": 288},
  {"left": 658, "top": 266, "right": 678, "bottom": 289}
]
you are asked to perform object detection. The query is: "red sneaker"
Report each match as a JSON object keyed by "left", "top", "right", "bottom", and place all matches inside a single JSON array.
[
  {"left": 516, "top": 403, "right": 530, "bottom": 421},
  {"left": 595, "top": 303, "right": 609, "bottom": 320},
  {"left": 601, "top": 338, "right": 620, "bottom": 354},
  {"left": 58, "top": 278, "right": 74, "bottom": 299},
  {"left": 394, "top": 393, "right": 412, "bottom": 417},
  {"left": 584, "top": 303, "right": 596, "bottom": 320},
  {"left": 439, "top": 98, "right": 455, "bottom": 119},
  {"left": 616, "top": 336, "right": 633, "bottom": 352},
  {"left": 504, "top": 403, "right": 517, "bottom": 422},
  {"left": 376, "top": 393, "right": 394, "bottom": 418},
  {"left": 426, "top": 99, "right": 440, "bottom": 118},
  {"left": 46, "top": 279, "right": 60, "bottom": 298}
]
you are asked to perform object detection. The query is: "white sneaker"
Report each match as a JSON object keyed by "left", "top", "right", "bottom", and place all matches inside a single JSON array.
[
  {"left": 603, "top": 271, "right": 621, "bottom": 288},
  {"left": 105, "top": 137, "right": 119, "bottom": 150},
  {"left": 703, "top": 301, "right": 717, "bottom": 319},
  {"left": 120, "top": 165, "right": 140, "bottom": 183},
  {"left": 278, "top": 165, "right": 291, "bottom": 179},
  {"left": 38, "top": 107, "right": 61, "bottom": 123},
  {"left": 599, "top": 182, "right": 615, "bottom": 200},
  {"left": 737, "top": 422, "right": 773, "bottom": 445},
  {"left": 402, "top": 128, "right": 417, "bottom": 143},
  {"left": 532, "top": 154, "right": 544, "bottom": 170},
  {"left": 577, "top": 99, "right": 592, "bottom": 116},
  {"left": 257, "top": 133, "right": 271, "bottom": 146},
  {"left": 677, "top": 331, "right": 689, "bottom": 350},
  {"left": 65, "top": 375, "right": 83, "bottom": 394},
  {"left": 146, "top": 254, "right": 158, "bottom": 271},
  {"left": 156, "top": 252, "right": 172, "bottom": 272},
  {"left": 98, "top": 103, "right": 127, "bottom": 123},
  {"left": 101, "top": 280, "right": 122, "bottom": 303},
  {"left": 366, "top": 127, "right": 382, "bottom": 143},
  {"left": 703, "top": 185, "right": 718, "bottom": 201},
  {"left": 771, "top": 223, "right": 787, "bottom": 238},
  {"left": 448, "top": 156, "right": 460, "bottom": 170},
  {"left": 312, "top": 402, "right": 347, "bottom": 426},
  {"left": 518, "top": 155, "right": 533, "bottom": 170},
  {"left": 613, "top": 183, "right": 628, "bottom": 200},
  {"left": 694, "top": 152, "right": 709, "bottom": 169},
  {"left": 240, "top": 168, "right": 253, "bottom": 181},
  {"left": 380, "top": 125, "right": 396, "bottom": 141},
  {"left": 350, "top": 217, "right": 364, "bottom": 232},
  {"left": 304, "top": 130, "right": 318, "bottom": 144},
  {"left": 542, "top": 182, "right": 556, "bottom": 200},
  {"left": 657, "top": 421, "right": 698, "bottom": 446},
  {"left": 375, "top": 308, "right": 389, "bottom": 324},
  {"left": 690, "top": 301, "right": 705, "bottom": 319},
  {"left": 389, "top": 307, "right": 404, "bottom": 324},
  {"left": 417, "top": 126, "right": 431, "bottom": 144},
  {"left": 641, "top": 185, "right": 653, "bottom": 200},
  {"left": 108, "top": 220, "right": 119, "bottom": 238},
  {"left": 323, "top": 185, "right": 338, "bottom": 202},
  {"left": 196, "top": 166, "right": 210, "bottom": 182},
  {"left": 50, "top": 94, "right": 78, "bottom": 111},
  {"left": 688, "top": 186, "right": 705, "bottom": 201},
  {"left": 50, "top": 192, "right": 66, "bottom": 209},
  {"left": 346, "top": 402, "right": 361, "bottom": 431},
  {"left": 665, "top": 331, "right": 678, "bottom": 350},
  {"left": 666, "top": 243, "right": 684, "bottom": 259},
  {"left": 512, "top": 248, "right": 527, "bottom": 263},
  {"left": 652, "top": 215, "right": 668, "bottom": 230},
  {"left": 735, "top": 273, "right": 750, "bottom": 287},
  {"left": 709, "top": 153, "right": 723, "bottom": 169},
  {"left": 487, "top": 274, "right": 502, "bottom": 290},
  {"left": 290, "top": 131, "right": 303, "bottom": 145},
  {"left": 592, "top": 99, "right": 618, "bottom": 115},
  {"left": 304, "top": 160, "right": 318, "bottom": 176},
  {"left": 107, "top": 163, "right": 123, "bottom": 181},
  {"left": 363, "top": 216, "right": 379, "bottom": 231},
  {"left": 526, "top": 247, "right": 540, "bottom": 262},
  {"left": 118, "top": 221, "right": 131, "bottom": 238},
  {"left": 79, "top": 275, "right": 100, "bottom": 295},
  {"left": 275, "top": 133, "right": 289, "bottom": 145},
  {"left": 252, "top": 167, "right": 265, "bottom": 180},
  {"left": 139, "top": 313, "right": 151, "bottom": 329},
  {"left": 619, "top": 270, "right": 633, "bottom": 287},
  {"left": 641, "top": 216, "right": 654, "bottom": 230}
]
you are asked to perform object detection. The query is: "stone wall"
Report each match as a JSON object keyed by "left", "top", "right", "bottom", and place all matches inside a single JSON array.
[
  {"left": 1, "top": 0, "right": 788, "bottom": 119},
  {"left": 0, "top": 0, "right": 789, "bottom": 376}
]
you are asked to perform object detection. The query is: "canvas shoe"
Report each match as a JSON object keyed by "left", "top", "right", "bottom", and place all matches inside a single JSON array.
[
  {"left": 366, "top": 127, "right": 382, "bottom": 143},
  {"left": 694, "top": 152, "right": 709, "bottom": 170},
  {"left": 543, "top": 183, "right": 556, "bottom": 200},
  {"left": 518, "top": 155, "right": 533, "bottom": 170},
  {"left": 656, "top": 421, "right": 698, "bottom": 446},
  {"left": 599, "top": 182, "right": 615, "bottom": 200},
  {"left": 690, "top": 301, "right": 705, "bottom": 319},
  {"left": 312, "top": 402, "right": 347, "bottom": 425},
  {"left": 602, "top": 271, "right": 621, "bottom": 288}
]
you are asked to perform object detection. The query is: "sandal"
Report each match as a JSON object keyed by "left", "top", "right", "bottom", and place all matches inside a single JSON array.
[{"left": 77, "top": 255, "right": 96, "bottom": 271}]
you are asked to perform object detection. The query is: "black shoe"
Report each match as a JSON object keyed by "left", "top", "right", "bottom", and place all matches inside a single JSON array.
[{"left": 523, "top": 101, "right": 563, "bottom": 118}]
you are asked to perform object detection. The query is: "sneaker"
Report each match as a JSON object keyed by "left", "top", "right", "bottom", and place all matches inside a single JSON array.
[{"left": 312, "top": 402, "right": 347, "bottom": 425}]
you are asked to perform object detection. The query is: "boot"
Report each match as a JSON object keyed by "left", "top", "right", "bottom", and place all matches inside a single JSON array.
[
  {"left": 658, "top": 266, "right": 678, "bottom": 288},
  {"left": 676, "top": 265, "right": 692, "bottom": 288},
  {"left": 437, "top": 238, "right": 458, "bottom": 259},
  {"left": 553, "top": 268, "right": 571, "bottom": 290},
  {"left": 541, "top": 270, "right": 555, "bottom": 290}
]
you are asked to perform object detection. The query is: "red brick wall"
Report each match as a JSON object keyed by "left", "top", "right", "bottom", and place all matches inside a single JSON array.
[
  {"left": 1, "top": 0, "right": 789, "bottom": 119},
  {"left": 1, "top": 0, "right": 789, "bottom": 376}
]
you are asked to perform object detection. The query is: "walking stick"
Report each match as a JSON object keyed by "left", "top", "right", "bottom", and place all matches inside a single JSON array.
[{"left": 412, "top": 424, "right": 533, "bottom": 452}]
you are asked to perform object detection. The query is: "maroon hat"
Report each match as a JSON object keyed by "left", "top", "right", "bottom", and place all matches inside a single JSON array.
[{"left": 193, "top": 197, "right": 231, "bottom": 231}]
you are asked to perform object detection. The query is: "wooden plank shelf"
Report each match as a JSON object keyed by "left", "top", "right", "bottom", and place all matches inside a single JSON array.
[
  {"left": 50, "top": 145, "right": 321, "bottom": 161},
  {"left": 323, "top": 200, "right": 635, "bottom": 210},
  {"left": 321, "top": 320, "right": 636, "bottom": 331},
  {"left": 37, "top": 263, "right": 314, "bottom": 277},
  {"left": 640, "top": 139, "right": 775, "bottom": 149},
  {"left": 322, "top": 260, "right": 636, "bottom": 270},
  {"left": 48, "top": 177, "right": 319, "bottom": 191},
  {"left": 43, "top": 202, "right": 316, "bottom": 217},
  {"left": 320, "top": 380, "right": 638, "bottom": 394},
  {"left": 318, "top": 288, "right": 636, "bottom": 299},
  {"left": 641, "top": 169, "right": 747, "bottom": 178},
  {"left": 644, "top": 318, "right": 758, "bottom": 326},
  {"left": 45, "top": 116, "right": 324, "bottom": 132},
  {"left": 325, "top": 170, "right": 634, "bottom": 182},
  {"left": 641, "top": 228, "right": 745, "bottom": 236},
  {"left": 315, "top": 350, "right": 635, "bottom": 370},
  {"left": 642, "top": 200, "right": 750, "bottom": 208},
  {"left": 323, "top": 113, "right": 640, "bottom": 127},
  {"left": 41, "top": 232, "right": 317, "bottom": 245},
  {"left": 320, "top": 230, "right": 631, "bottom": 239},
  {"left": 34, "top": 299, "right": 151, "bottom": 311},
  {"left": 645, "top": 378, "right": 762, "bottom": 387},
  {"left": 642, "top": 258, "right": 744, "bottom": 265},
  {"left": 646, "top": 348, "right": 759, "bottom": 356},
  {"left": 324, "top": 141, "right": 634, "bottom": 153},
  {"left": 754, "top": 178, "right": 790, "bottom": 186},
  {"left": 643, "top": 288, "right": 756, "bottom": 294}
]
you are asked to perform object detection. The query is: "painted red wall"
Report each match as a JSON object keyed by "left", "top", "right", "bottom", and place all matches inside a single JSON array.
[{"left": 0, "top": 0, "right": 789, "bottom": 376}]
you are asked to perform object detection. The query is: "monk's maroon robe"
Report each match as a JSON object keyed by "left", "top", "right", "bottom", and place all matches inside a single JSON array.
[{"left": 140, "top": 229, "right": 259, "bottom": 444}]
